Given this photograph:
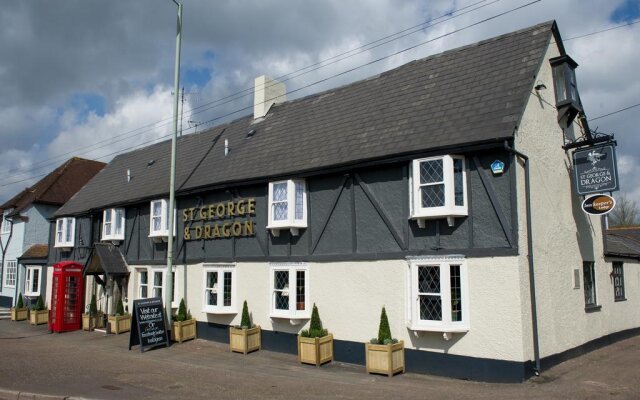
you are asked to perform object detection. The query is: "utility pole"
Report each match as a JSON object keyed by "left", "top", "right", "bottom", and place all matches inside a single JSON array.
[{"left": 165, "top": 0, "right": 182, "bottom": 329}]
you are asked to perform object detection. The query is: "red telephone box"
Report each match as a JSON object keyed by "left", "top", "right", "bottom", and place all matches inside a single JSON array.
[{"left": 49, "top": 261, "right": 84, "bottom": 333}]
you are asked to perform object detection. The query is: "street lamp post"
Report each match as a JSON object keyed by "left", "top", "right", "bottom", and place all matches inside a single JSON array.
[{"left": 165, "top": 0, "right": 182, "bottom": 329}]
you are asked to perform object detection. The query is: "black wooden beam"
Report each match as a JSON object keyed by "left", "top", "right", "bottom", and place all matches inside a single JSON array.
[{"left": 472, "top": 156, "right": 513, "bottom": 247}]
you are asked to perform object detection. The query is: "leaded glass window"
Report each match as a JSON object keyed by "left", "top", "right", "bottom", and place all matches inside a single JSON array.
[
  {"left": 270, "top": 264, "right": 309, "bottom": 318},
  {"left": 411, "top": 155, "right": 467, "bottom": 222},
  {"left": 268, "top": 180, "right": 308, "bottom": 232},
  {"left": 203, "top": 265, "right": 236, "bottom": 313},
  {"left": 274, "top": 270, "right": 289, "bottom": 310}
]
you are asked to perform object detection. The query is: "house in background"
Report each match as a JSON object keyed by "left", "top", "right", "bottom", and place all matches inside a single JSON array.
[
  {"left": 48, "top": 21, "right": 640, "bottom": 382},
  {"left": 0, "top": 157, "right": 105, "bottom": 308}
]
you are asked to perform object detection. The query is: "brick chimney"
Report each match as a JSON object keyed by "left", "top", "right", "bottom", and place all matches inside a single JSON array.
[{"left": 254, "top": 75, "right": 287, "bottom": 120}]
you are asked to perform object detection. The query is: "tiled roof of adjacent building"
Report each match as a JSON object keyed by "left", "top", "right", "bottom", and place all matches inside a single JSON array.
[
  {"left": 18, "top": 244, "right": 49, "bottom": 260},
  {"left": 606, "top": 227, "right": 640, "bottom": 260},
  {"left": 56, "top": 21, "right": 558, "bottom": 217},
  {"left": 1, "top": 157, "right": 106, "bottom": 216}
]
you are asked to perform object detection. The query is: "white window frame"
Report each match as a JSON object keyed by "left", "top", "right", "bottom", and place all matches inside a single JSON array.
[
  {"left": 202, "top": 264, "right": 237, "bottom": 314},
  {"left": 1, "top": 213, "right": 11, "bottom": 234},
  {"left": 54, "top": 217, "right": 76, "bottom": 248},
  {"left": 267, "top": 179, "right": 308, "bottom": 236},
  {"left": 149, "top": 199, "right": 176, "bottom": 239},
  {"left": 102, "top": 208, "right": 125, "bottom": 241},
  {"left": 138, "top": 269, "right": 149, "bottom": 299},
  {"left": 151, "top": 269, "right": 164, "bottom": 299},
  {"left": 25, "top": 266, "right": 42, "bottom": 296},
  {"left": 409, "top": 155, "right": 467, "bottom": 227},
  {"left": 269, "top": 262, "right": 310, "bottom": 321},
  {"left": 407, "top": 256, "right": 469, "bottom": 333},
  {"left": 4, "top": 260, "right": 17, "bottom": 288}
]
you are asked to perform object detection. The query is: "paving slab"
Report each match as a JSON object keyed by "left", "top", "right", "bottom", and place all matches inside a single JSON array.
[{"left": 0, "top": 320, "right": 639, "bottom": 399}]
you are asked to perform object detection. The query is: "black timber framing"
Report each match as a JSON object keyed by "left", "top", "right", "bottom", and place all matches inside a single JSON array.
[
  {"left": 472, "top": 156, "right": 513, "bottom": 247},
  {"left": 311, "top": 174, "right": 349, "bottom": 254}
]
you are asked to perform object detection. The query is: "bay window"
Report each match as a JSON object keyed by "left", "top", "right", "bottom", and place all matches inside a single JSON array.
[
  {"left": 407, "top": 256, "right": 469, "bottom": 332},
  {"left": 149, "top": 199, "right": 174, "bottom": 239},
  {"left": 102, "top": 208, "right": 125, "bottom": 241},
  {"left": 267, "top": 179, "right": 307, "bottom": 236},
  {"left": 203, "top": 264, "right": 236, "bottom": 314},
  {"left": 410, "top": 155, "right": 467, "bottom": 227},
  {"left": 270, "top": 263, "right": 309, "bottom": 320}
]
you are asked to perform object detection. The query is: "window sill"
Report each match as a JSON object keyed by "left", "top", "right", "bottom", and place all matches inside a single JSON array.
[
  {"left": 54, "top": 244, "right": 74, "bottom": 249},
  {"left": 614, "top": 298, "right": 627, "bottom": 302},
  {"left": 203, "top": 308, "right": 237, "bottom": 315},
  {"left": 407, "top": 323, "right": 469, "bottom": 333},
  {"left": 267, "top": 225, "right": 307, "bottom": 237},
  {"left": 25, "top": 292, "right": 40, "bottom": 297},
  {"left": 270, "top": 312, "right": 310, "bottom": 325},
  {"left": 584, "top": 304, "right": 602, "bottom": 313}
]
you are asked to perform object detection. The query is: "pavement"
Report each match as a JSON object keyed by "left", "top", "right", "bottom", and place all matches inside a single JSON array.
[{"left": 0, "top": 320, "right": 639, "bottom": 400}]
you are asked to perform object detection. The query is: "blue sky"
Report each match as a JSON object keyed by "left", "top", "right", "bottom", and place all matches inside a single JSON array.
[{"left": 610, "top": 0, "right": 640, "bottom": 22}]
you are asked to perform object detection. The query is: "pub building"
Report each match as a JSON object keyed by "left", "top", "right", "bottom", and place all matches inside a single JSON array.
[{"left": 46, "top": 21, "right": 640, "bottom": 382}]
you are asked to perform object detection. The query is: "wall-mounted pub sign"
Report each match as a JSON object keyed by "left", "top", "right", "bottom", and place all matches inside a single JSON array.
[
  {"left": 581, "top": 194, "right": 616, "bottom": 216},
  {"left": 573, "top": 144, "right": 619, "bottom": 196}
]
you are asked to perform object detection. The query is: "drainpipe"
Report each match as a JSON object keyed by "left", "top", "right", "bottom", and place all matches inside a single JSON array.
[{"left": 504, "top": 140, "right": 541, "bottom": 376}]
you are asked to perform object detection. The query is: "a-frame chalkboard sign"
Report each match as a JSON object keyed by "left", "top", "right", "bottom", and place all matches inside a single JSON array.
[{"left": 129, "top": 297, "right": 169, "bottom": 352}]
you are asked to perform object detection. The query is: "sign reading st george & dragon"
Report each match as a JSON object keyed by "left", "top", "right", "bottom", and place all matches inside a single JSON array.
[{"left": 573, "top": 144, "right": 619, "bottom": 196}]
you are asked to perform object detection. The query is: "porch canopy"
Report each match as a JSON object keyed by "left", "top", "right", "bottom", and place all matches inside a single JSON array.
[{"left": 84, "top": 243, "right": 129, "bottom": 278}]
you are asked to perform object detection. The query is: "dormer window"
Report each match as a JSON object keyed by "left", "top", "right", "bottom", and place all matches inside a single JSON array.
[
  {"left": 54, "top": 217, "right": 75, "bottom": 248},
  {"left": 102, "top": 208, "right": 125, "bottom": 242},
  {"left": 550, "top": 55, "right": 582, "bottom": 129},
  {"left": 149, "top": 199, "right": 174, "bottom": 240},
  {"left": 409, "top": 155, "right": 467, "bottom": 227},
  {"left": 267, "top": 179, "right": 307, "bottom": 236}
]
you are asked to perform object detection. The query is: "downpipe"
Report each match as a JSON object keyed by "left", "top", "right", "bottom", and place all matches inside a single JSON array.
[{"left": 504, "top": 140, "right": 541, "bottom": 376}]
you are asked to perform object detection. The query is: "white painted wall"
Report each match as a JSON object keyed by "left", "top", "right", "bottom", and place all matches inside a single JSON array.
[
  {"left": 125, "top": 257, "right": 527, "bottom": 362},
  {"left": 514, "top": 39, "right": 640, "bottom": 360}
]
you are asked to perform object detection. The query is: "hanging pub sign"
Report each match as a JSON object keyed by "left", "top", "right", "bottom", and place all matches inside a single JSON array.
[
  {"left": 581, "top": 194, "right": 616, "bottom": 216},
  {"left": 573, "top": 144, "right": 619, "bottom": 196},
  {"left": 129, "top": 297, "right": 169, "bottom": 352}
]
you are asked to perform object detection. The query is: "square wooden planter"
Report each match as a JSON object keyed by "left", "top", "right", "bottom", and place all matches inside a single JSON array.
[
  {"left": 229, "top": 326, "right": 261, "bottom": 354},
  {"left": 10, "top": 307, "right": 27, "bottom": 321},
  {"left": 108, "top": 314, "right": 131, "bottom": 334},
  {"left": 82, "top": 314, "right": 105, "bottom": 331},
  {"left": 171, "top": 319, "right": 197, "bottom": 343},
  {"left": 365, "top": 340, "right": 405, "bottom": 377},
  {"left": 30, "top": 309, "right": 49, "bottom": 325},
  {"left": 298, "top": 334, "right": 334, "bottom": 366}
]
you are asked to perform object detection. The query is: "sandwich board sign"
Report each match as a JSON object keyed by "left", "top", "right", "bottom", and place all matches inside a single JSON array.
[
  {"left": 129, "top": 297, "right": 169, "bottom": 352},
  {"left": 573, "top": 144, "right": 619, "bottom": 196}
]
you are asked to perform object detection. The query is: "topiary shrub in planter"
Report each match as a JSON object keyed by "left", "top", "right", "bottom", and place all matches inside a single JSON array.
[
  {"left": 29, "top": 295, "right": 49, "bottom": 325},
  {"left": 171, "top": 298, "right": 196, "bottom": 343},
  {"left": 365, "top": 306, "right": 405, "bottom": 377},
  {"left": 108, "top": 296, "right": 131, "bottom": 334},
  {"left": 297, "top": 303, "right": 333, "bottom": 366},
  {"left": 11, "top": 293, "right": 27, "bottom": 321},
  {"left": 82, "top": 294, "right": 103, "bottom": 331},
  {"left": 229, "top": 300, "right": 261, "bottom": 354}
]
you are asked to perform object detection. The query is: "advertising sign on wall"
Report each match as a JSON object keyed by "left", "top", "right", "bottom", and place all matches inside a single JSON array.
[
  {"left": 581, "top": 194, "right": 616, "bottom": 216},
  {"left": 573, "top": 144, "right": 619, "bottom": 195}
]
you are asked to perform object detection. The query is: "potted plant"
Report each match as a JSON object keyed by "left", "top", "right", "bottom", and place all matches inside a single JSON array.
[
  {"left": 365, "top": 306, "right": 405, "bottom": 377},
  {"left": 229, "top": 300, "right": 261, "bottom": 354},
  {"left": 82, "top": 294, "right": 103, "bottom": 331},
  {"left": 171, "top": 298, "right": 197, "bottom": 343},
  {"left": 29, "top": 295, "right": 48, "bottom": 325},
  {"left": 11, "top": 293, "right": 28, "bottom": 321},
  {"left": 108, "top": 296, "right": 131, "bottom": 334},
  {"left": 297, "top": 303, "right": 333, "bottom": 366}
]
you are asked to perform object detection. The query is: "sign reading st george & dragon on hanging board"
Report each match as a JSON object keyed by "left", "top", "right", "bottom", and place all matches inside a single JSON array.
[{"left": 573, "top": 144, "right": 619, "bottom": 196}]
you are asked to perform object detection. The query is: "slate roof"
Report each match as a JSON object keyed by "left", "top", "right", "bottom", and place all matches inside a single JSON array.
[
  {"left": 84, "top": 243, "right": 130, "bottom": 276},
  {"left": 606, "top": 227, "right": 640, "bottom": 260},
  {"left": 1, "top": 157, "right": 106, "bottom": 216},
  {"left": 56, "top": 21, "right": 558, "bottom": 217}
]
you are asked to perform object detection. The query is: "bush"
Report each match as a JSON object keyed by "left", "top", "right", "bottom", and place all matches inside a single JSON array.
[
  {"left": 89, "top": 294, "right": 97, "bottom": 316},
  {"left": 16, "top": 293, "right": 24, "bottom": 309},
  {"left": 32, "top": 295, "right": 45, "bottom": 311},
  {"left": 301, "top": 304, "right": 328, "bottom": 338},
  {"left": 174, "top": 298, "right": 191, "bottom": 322},
  {"left": 376, "top": 306, "right": 393, "bottom": 344},
  {"left": 240, "top": 300, "right": 252, "bottom": 328},
  {"left": 115, "top": 296, "right": 125, "bottom": 316}
]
